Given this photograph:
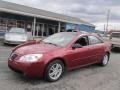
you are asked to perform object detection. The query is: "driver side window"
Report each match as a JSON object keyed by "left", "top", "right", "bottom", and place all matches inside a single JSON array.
[{"left": 74, "top": 36, "right": 89, "bottom": 46}]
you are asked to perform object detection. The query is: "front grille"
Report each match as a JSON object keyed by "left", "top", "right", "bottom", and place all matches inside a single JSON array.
[{"left": 10, "top": 53, "right": 18, "bottom": 60}]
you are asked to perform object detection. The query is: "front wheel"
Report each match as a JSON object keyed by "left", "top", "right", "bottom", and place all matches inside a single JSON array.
[
  {"left": 44, "top": 60, "right": 65, "bottom": 82},
  {"left": 100, "top": 54, "right": 109, "bottom": 66}
]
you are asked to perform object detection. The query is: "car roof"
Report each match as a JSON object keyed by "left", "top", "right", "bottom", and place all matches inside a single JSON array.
[
  {"left": 59, "top": 32, "right": 90, "bottom": 36},
  {"left": 112, "top": 32, "right": 120, "bottom": 34},
  {"left": 59, "top": 32, "right": 102, "bottom": 40}
]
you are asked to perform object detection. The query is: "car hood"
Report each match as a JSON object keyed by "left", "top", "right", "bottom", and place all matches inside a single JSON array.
[{"left": 14, "top": 43, "right": 61, "bottom": 55}]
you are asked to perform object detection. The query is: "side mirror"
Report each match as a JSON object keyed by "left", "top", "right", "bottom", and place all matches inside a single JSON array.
[{"left": 72, "top": 44, "right": 82, "bottom": 49}]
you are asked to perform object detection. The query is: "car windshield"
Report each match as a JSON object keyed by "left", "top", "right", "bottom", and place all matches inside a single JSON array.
[
  {"left": 111, "top": 33, "right": 120, "bottom": 38},
  {"left": 9, "top": 28, "right": 26, "bottom": 34},
  {"left": 42, "top": 33, "right": 77, "bottom": 47}
]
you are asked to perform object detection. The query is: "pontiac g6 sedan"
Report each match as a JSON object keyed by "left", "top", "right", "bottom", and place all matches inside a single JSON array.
[{"left": 8, "top": 32, "right": 111, "bottom": 82}]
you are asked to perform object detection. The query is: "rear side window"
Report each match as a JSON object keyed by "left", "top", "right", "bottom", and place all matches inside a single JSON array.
[{"left": 89, "top": 36, "right": 103, "bottom": 45}]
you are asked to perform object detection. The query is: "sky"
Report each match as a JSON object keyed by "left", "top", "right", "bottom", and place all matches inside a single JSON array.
[{"left": 3, "top": 0, "right": 120, "bottom": 31}]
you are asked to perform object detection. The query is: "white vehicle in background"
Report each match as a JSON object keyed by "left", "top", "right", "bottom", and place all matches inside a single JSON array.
[
  {"left": 110, "top": 32, "right": 120, "bottom": 49},
  {"left": 4, "top": 27, "right": 33, "bottom": 44}
]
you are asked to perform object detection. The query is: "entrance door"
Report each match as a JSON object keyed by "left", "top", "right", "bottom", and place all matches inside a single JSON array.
[
  {"left": 69, "top": 36, "right": 92, "bottom": 67},
  {"left": 48, "top": 25, "right": 55, "bottom": 35},
  {"left": 34, "top": 23, "right": 44, "bottom": 37},
  {"left": 48, "top": 25, "right": 59, "bottom": 35}
]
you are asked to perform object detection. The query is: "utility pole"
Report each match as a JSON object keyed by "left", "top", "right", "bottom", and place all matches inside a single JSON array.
[
  {"left": 104, "top": 24, "right": 106, "bottom": 34},
  {"left": 106, "top": 9, "right": 110, "bottom": 35}
]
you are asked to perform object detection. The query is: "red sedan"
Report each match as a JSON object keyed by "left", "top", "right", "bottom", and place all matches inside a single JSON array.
[{"left": 8, "top": 32, "right": 111, "bottom": 82}]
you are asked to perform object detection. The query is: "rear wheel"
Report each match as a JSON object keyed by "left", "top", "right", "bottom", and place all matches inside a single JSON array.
[
  {"left": 100, "top": 54, "right": 109, "bottom": 66},
  {"left": 44, "top": 60, "right": 65, "bottom": 82}
]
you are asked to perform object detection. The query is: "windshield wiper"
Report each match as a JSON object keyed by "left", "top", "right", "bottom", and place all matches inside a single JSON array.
[
  {"left": 44, "top": 42, "right": 58, "bottom": 46},
  {"left": 49, "top": 43, "right": 58, "bottom": 46}
]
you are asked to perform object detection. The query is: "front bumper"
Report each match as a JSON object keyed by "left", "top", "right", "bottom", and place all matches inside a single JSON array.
[
  {"left": 8, "top": 59, "right": 44, "bottom": 78},
  {"left": 4, "top": 40, "right": 26, "bottom": 45}
]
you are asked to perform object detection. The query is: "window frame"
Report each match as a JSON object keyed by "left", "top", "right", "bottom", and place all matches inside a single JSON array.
[{"left": 73, "top": 36, "right": 89, "bottom": 47}]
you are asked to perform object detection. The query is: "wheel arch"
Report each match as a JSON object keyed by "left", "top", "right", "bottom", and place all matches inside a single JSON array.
[
  {"left": 45, "top": 57, "right": 66, "bottom": 68},
  {"left": 105, "top": 51, "right": 110, "bottom": 60},
  {"left": 43, "top": 57, "right": 67, "bottom": 77}
]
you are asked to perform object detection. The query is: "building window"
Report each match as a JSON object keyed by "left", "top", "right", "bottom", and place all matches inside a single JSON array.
[
  {"left": 0, "top": 18, "right": 7, "bottom": 32},
  {"left": 7, "top": 19, "right": 17, "bottom": 30},
  {"left": 17, "top": 20, "right": 25, "bottom": 28},
  {"left": 0, "top": 18, "right": 6, "bottom": 26},
  {"left": 65, "top": 23, "right": 78, "bottom": 31}
]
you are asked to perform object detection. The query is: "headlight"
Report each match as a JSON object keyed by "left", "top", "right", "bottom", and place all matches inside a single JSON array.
[
  {"left": 5, "top": 34, "right": 10, "bottom": 39},
  {"left": 19, "top": 54, "right": 43, "bottom": 62}
]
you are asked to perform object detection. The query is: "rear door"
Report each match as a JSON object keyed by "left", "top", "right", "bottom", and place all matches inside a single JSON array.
[{"left": 88, "top": 35, "right": 105, "bottom": 62}]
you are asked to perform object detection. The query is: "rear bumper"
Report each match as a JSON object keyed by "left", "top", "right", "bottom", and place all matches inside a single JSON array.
[
  {"left": 111, "top": 44, "right": 120, "bottom": 48},
  {"left": 8, "top": 60, "right": 44, "bottom": 78}
]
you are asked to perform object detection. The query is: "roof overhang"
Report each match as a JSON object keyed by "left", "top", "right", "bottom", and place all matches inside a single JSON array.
[{"left": 0, "top": 0, "right": 95, "bottom": 27}]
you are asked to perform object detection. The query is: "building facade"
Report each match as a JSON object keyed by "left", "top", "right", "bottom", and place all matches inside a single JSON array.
[{"left": 0, "top": 0, "right": 95, "bottom": 37}]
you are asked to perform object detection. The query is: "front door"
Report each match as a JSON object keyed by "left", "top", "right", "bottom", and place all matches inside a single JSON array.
[{"left": 68, "top": 36, "right": 92, "bottom": 68}]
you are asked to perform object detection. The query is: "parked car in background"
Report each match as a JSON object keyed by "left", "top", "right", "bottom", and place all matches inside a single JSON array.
[
  {"left": 67, "top": 29, "right": 79, "bottom": 32},
  {"left": 4, "top": 27, "right": 33, "bottom": 44},
  {"left": 67, "top": 29, "right": 89, "bottom": 33},
  {"left": 8, "top": 32, "right": 111, "bottom": 82},
  {"left": 110, "top": 32, "right": 120, "bottom": 49}
]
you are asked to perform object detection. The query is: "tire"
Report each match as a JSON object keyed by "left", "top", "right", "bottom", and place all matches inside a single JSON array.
[
  {"left": 100, "top": 54, "right": 109, "bottom": 66},
  {"left": 44, "top": 60, "right": 65, "bottom": 82}
]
